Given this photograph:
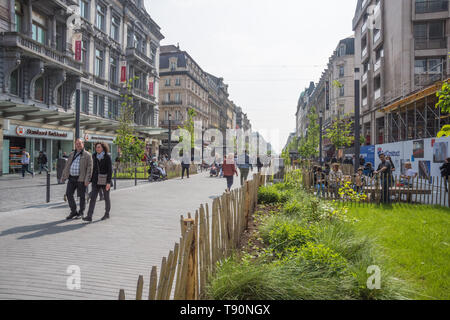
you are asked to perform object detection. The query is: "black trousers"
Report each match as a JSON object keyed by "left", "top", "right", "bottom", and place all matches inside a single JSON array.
[
  {"left": 87, "top": 184, "right": 111, "bottom": 218},
  {"left": 182, "top": 165, "right": 190, "bottom": 178},
  {"left": 66, "top": 176, "right": 86, "bottom": 214},
  {"left": 381, "top": 178, "right": 391, "bottom": 204}
]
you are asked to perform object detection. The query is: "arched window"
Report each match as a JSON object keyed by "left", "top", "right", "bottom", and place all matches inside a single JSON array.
[
  {"left": 35, "top": 77, "right": 44, "bottom": 101},
  {"left": 10, "top": 69, "right": 20, "bottom": 96}
]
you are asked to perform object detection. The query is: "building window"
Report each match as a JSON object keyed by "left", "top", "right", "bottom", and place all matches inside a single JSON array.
[
  {"left": 96, "top": 3, "right": 106, "bottom": 31},
  {"left": 170, "top": 61, "right": 177, "bottom": 71},
  {"left": 32, "top": 11, "right": 47, "bottom": 45},
  {"left": 34, "top": 77, "right": 44, "bottom": 102},
  {"left": 175, "top": 93, "right": 181, "bottom": 103},
  {"left": 110, "top": 56, "right": 118, "bottom": 84},
  {"left": 339, "top": 66, "right": 345, "bottom": 78},
  {"left": 165, "top": 79, "right": 171, "bottom": 86},
  {"left": 95, "top": 48, "right": 104, "bottom": 78},
  {"left": 14, "top": 1, "right": 23, "bottom": 32},
  {"left": 339, "top": 44, "right": 346, "bottom": 57},
  {"left": 99, "top": 96, "right": 105, "bottom": 117},
  {"left": 80, "top": 0, "right": 89, "bottom": 20},
  {"left": 82, "top": 40, "right": 88, "bottom": 71},
  {"left": 339, "top": 86, "right": 345, "bottom": 97},
  {"left": 81, "top": 90, "right": 89, "bottom": 113},
  {"left": 111, "top": 15, "right": 120, "bottom": 41},
  {"left": 414, "top": 21, "right": 446, "bottom": 49},
  {"left": 10, "top": 69, "right": 20, "bottom": 96},
  {"left": 93, "top": 95, "right": 98, "bottom": 114},
  {"left": 175, "top": 78, "right": 181, "bottom": 86}
]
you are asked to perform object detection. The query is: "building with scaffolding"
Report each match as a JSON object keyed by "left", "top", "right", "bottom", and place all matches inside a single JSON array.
[{"left": 353, "top": 0, "right": 450, "bottom": 145}]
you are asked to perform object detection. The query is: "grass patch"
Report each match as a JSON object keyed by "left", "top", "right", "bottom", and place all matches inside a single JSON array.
[
  {"left": 348, "top": 204, "right": 450, "bottom": 300},
  {"left": 207, "top": 177, "right": 410, "bottom": 300}
]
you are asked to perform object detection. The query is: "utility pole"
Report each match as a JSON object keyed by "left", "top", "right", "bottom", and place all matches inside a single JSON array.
[
  {"left": 75, "top": 80, "right": 81, "bottom": 140},
  {"left": 168, "top": 113, "right": 172, "bottom": 160},
  {"left": 354, "top": 67, "right": 361, "bottom": 173}
]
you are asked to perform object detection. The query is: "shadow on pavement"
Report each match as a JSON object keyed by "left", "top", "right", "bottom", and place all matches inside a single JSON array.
[{"left": 0, "top": 219, "right": 88, "bottom": 240}]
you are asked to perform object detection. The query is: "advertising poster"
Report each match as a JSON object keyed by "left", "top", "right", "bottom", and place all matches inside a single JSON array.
[
  {"left": 360, "top": 145, "right": 375, "bottom": 166},
  {"left": 433, "top": 140, "right": 448, "bottom": 163},
  {"left": 413, "top": 140, "right": 424, "bottom": 159},
  {"left": 419, "top": 160, "right": 431, "bottom": 182}
]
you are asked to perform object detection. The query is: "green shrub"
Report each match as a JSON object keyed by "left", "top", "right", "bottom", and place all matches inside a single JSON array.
[
  {"left": 260, "top": 216, "right": 313, "bottom": 254},
  {"left": 258, "top": 185, "right": 290, "bottom": 204}
]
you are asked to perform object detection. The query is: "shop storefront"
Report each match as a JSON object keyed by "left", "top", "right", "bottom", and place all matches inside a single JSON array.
[
  {"left": 82, "top": 132, "right": 118, "bottom": 161},
  {"left": 2, "top": 123, "right": 74, "bottom": 174}
]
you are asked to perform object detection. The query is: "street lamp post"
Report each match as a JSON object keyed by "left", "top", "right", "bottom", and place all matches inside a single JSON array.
[
  {"left": 75, "top": 80, "right": 81, "bottom": 140},
  {"left": 319, "top": 109, "right": 323, "bottom": 166},
  {"left": 168, "top": 113, "right": 172, "bottom": 160},
  {"left": 354, "top": 67, "right": 361, "bottom": 173}
]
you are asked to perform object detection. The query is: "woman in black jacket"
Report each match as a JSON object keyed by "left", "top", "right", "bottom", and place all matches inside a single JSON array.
[
  {"left": 440, "top": 158, "right": 450, "bottom": 192},
  {"left": 83, "top": 142, "right": 112, "bottom": 222}
]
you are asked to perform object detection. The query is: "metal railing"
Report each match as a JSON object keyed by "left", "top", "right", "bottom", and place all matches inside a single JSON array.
[
  {"left": 415, "top": 37, "right": 447, "bottom": 50},
  {"left": 1, "top": 32, "right": 81, "bottom": 72},
  {"left": 415, "top": 0, "right": 449, "bottom": 14}
]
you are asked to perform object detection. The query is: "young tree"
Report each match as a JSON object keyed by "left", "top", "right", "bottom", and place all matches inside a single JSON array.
[
  {"left": 114, "top": 77, "right": 145, "bottom": 164},
  {"left": 436, "top": 81, "right": 450, "bottom": 137},
  {"left": 298, "top": 106, "right": 320, "bottom": 159},
  {"left": 325, "top": 116, "right": 355, "bottom": 150}
]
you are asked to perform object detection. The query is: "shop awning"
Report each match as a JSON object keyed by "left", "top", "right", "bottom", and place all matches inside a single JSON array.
[
  {"left": 0, "top": 102, "right": 120, "bottom": 133},
  {"left": 381, "top": 79, "right": 447, "bottom": 114},
  {"left": 135, "top": 126, "right": 169, "bottom": 140}
]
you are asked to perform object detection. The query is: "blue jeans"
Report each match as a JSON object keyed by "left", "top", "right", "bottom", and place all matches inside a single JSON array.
[
  {"left": 316, "top": 184, "right": 325, "bottom": 197},
  {"left": 225, "top": 176, "right": 234, "bottom": 190},
  {"left": 21, "top": 164, "right": 33, "bottom": 177}
]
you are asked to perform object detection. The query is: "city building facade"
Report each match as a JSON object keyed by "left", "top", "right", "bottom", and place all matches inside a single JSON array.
[
  {"left": 353, "top": 0, "right": 450, "bottom": 145},
  {"left": 0, "top": 0, "right": 164, "bottom": 175}
]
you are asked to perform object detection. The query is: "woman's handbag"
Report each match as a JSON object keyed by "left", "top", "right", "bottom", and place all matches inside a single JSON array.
[{"left": 96, "top": 158, "right": 108, "bottom": 186}]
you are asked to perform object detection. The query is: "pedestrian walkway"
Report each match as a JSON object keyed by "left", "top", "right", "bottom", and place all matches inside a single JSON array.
[
  {"left": 0, "top": 173, "right": 143, "bottom": 213},
  {"left": 0, "top": 171, "right": 253, "bottom": 300}
]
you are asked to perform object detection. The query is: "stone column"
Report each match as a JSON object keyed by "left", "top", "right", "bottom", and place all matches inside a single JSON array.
[
  {"left": 27, "top": 0, "right": 33, "bottom": 37},
  {"left": 10, "top": 0, "right": 15, "bottom": 31},
  {"left": 51, "top": 15, "right": 57, "bottom": 49},
  {"left": 0, "top": 121, "right": 3, "bottom": 176}
]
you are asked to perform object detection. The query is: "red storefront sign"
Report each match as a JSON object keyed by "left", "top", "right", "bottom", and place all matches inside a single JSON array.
[
  {"left": 120, "top": 61, "right": 127, "bottom": 83},
  {"left": 73, "top": 33, "right": 82, "bottom": 61},
  {"left": 148, "top": 81, "right": 154, "bottom": 96}
]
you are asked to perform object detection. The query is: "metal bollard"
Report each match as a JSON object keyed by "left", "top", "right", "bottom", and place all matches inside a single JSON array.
[
  {"left": 114, "top": 169, "right": 117, "bottom": 190},
  {"left": 135, "top": 167, "right": 137, "bottom": 186},
  {"left": 46, "top": 171, "right": 51, "bottom": 203}
]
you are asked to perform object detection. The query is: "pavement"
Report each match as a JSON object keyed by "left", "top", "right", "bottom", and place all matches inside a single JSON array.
[
  {"left": 0, "top": 171, "right": 252, "bottom": 300},
  {"left": 0, "top": 172, "right": 141, "bottom": 213}
]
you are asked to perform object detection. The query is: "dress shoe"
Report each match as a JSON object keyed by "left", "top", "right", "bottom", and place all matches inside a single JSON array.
[
  {"left": 82, "top": 216, "right": 92, "bottom": 222},
  {"left": 101, "top": 214, "right": 110, "bottom": 221},
  {"left": 66, "top": 212, "right": 78, "bottom": 220}
]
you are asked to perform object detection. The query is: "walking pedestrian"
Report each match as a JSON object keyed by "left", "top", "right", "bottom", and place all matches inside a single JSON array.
[
  {"left": 237, "top": 150, "right": 252, "bottom": 186},
  {"left": 440, "top": 158, "right": 450, "bottom": 192},
  {"left": 181, "top": 151, "right": 190, "bottom": 179},
  {"left": 61, "top": 139, "right": 93, "bottom": 220},
  {"left": 256, "top": 156, "right": 263, "bottom": 173},
  {"left": 374, "top": 153, "right": 392, "bottom": 204},
  {"left": 38, "top": 151, "right": 49, "bottom": 174},
  {"left": 20, "top": 150, "right": 34, "bottom": 178},
  {"left": 222, "top": 153, "right": 238, "bottom": 192},
  {"left": 83, "top": 142, "right": 112, "bottom": 222},
  {"left": 329, "top": 163, "right": 343, "bottom": 199}
]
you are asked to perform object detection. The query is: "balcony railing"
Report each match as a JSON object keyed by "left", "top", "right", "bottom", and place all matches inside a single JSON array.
[
  {"left": 373, "top": 29, "right": 381, "bottom": 44},
  {"left": 415, "top": 37, "right": 447, "bottom": 50},
  {"left": 374, "top": 88, "right": 381, "bottom": 100},
  {"left": 132, "top": 88, "right": 156, "bottom": 103},
  {"left": 374, "top": 59, "right": 381, "bottom": 72},
  {"left": 361, "top": 46, "right": 368, "bottom": 58},
  {"left": 415, "top": 72, "right": 446, "bottom": 87},
  {"left": 126, "top": 47, "right": 153, "bottom": 66},
  {"left": 415, "top": 0, "right": 449, "bottom": 14},
  {"left": 160, "top": 119, "right": 184, "bottom": 126},
  {"left": 161, "top": 100, "right": 183, "bottom": 105},
  {"left": 0, "top": 32, "right": 81, "bottom": 73},
  {"left": 362, "top": 72, "right": 368, "bottom": 82},
  {"left": 362, "top": 20, "right": 368, "bottom": 33}
]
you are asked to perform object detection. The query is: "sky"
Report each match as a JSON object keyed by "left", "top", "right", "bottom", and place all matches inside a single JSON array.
[{"left": 145, "top": 0, "right": 357, "bottom": 154}]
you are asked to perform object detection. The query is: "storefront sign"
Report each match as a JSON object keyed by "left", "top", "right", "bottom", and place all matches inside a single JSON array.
[
  {"left": 149, "top": 81, "right": 154, "bottom": 96},
  {"left": 4, "top": 125, "right": 73, "bottom": 141},
  {"left": 120, "top": 61, "right": 127, "bottom": 83},
  {"left": 84, "top": 133, "right": 116, "bottom": 143},
  {"left": 73, "top": 33, "right": 82, "bottom": 61}
]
